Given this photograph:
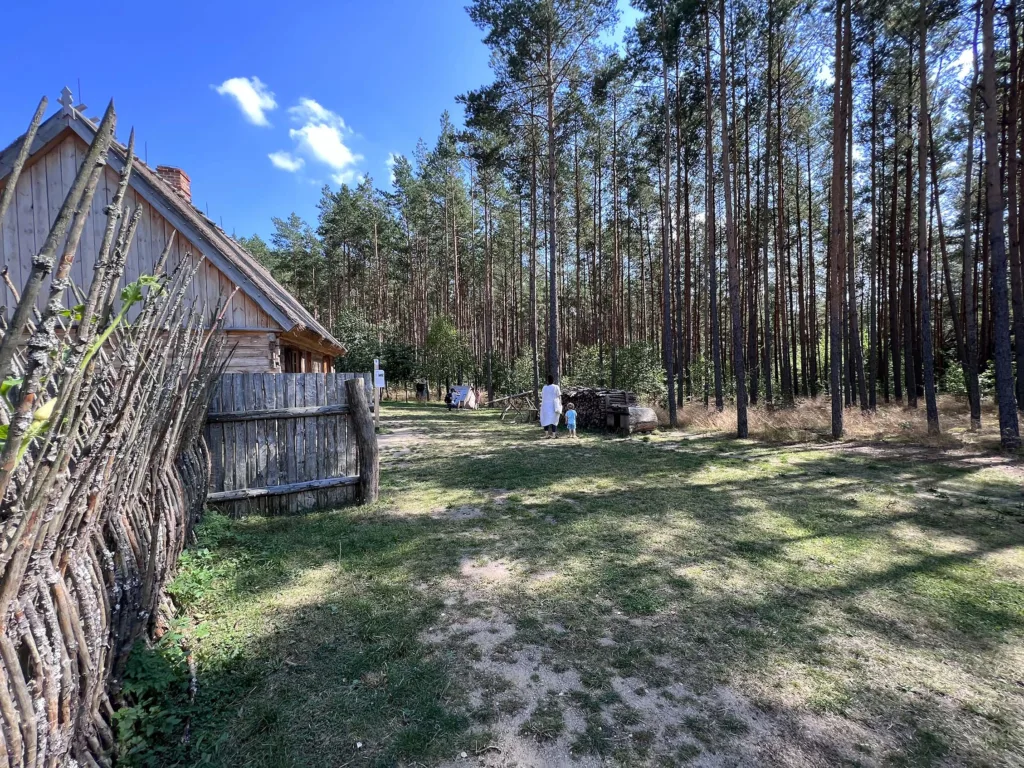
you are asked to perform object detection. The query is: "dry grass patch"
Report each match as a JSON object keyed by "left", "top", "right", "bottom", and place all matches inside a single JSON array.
[{"left": 673, "top": 394, "right": 1015, "bottom": 450}]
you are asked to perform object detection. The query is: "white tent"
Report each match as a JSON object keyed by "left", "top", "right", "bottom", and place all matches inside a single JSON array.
[{"left": 451, "top": 385, "right": 478, "bottom": 409}]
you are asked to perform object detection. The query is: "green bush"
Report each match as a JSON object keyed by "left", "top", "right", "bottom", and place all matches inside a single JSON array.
[
  {"left": 115, "top": 514, "right": 228, "bottom": 766},
  {"left": 942, "top": 363, "right": 967, "bottom": 396},
  {"left": 114, "top": 618, "right": 197, "bottom": 768},
  {"left": 614, "top": 343, "right": 667, "bottom": 404},
  {"left": 563, "top": 344, "right": 606, "bottom": 388}
]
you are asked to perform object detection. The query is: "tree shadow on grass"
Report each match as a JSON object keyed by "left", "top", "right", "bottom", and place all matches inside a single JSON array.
[
  {"left": 406, "top": 436, "right": 1024, "bottom": 762},
  {"left": 140, "top": 418, "right": 1024, "bottom": 767}
]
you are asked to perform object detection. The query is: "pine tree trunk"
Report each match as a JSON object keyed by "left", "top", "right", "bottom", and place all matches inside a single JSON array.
[
  {"left": 706, "top": 6, "right": 724, "bottom": 411},
  {"left": 982, "top": 0, "right": 1022, "bottom": 449},
  {"left": 868, "top": 32, "right": 879, "bottom": 410},
  {"left": 902, "top": 138, "right": 918, "bottom": 407},
  {"left": 1010, "top": 0, "right": 1024, "bottom": 409},
  {"left": 843, "top": 3, "right": 868, "bottom": 413},
  {"left": 828, "top": 0, "right": 847, "bottom": 438},
  {"left": 807, "top": 141, "right": 820, "bottom": 396},
  {"left": 661, "top": 25, "right": 678, "bottom": 426},
  {"left": 964, "top": 9, "right": 983, "bottom": 429},
  {"left": 777, "top": 42, "right": 794, "bottom": 406},
  {"left": 546, "top": 60, "right": 560, "bottom": 383},
  {"left": 720, "top": 0, "right": 747, "bottom": 435},
  {"left": 918, "top": 6, "right": 939, "bottom": 433},
  {"left": 530, "top": 109, "right": 540, "bottom": 406}
]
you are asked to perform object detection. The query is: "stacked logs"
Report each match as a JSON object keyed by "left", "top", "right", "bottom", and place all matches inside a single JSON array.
[
  {"left": 559, "top": 387, "right": 638, "bottom": 430},
  {"left": 0, "top": 98, "right": 228, "bottom": 767}
]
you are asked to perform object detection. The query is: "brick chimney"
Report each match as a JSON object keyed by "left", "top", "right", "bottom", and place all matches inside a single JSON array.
[{"left": 156, "top": 166, "right": 191, "bottom": 203}]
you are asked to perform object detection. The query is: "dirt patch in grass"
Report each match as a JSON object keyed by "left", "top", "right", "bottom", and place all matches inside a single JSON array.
[
  {"left": 459, "top": 557, "right": 513, "bottom": 583},
  {"left": 436, "top": 505, "right": 487, "bottom": 521}
]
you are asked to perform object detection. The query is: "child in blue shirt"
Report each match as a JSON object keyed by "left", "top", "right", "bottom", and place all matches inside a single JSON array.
[{"left": 565, "top": 402, "right": 577, "bottom": 438}]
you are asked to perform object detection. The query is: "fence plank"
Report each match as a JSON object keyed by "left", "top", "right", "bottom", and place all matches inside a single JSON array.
[
  {"left": 206, "top": 404, "right": 351, "bottom": 422},
  {"left": 222, "top": 375, "right": 236, "bottom": 492},
  {"left": 233, "top": 375, "right": 247, "bottom": 504},
  {"left": 207, "top": 475, "right": 359, "bottom": 502},
  {"left": 246, "top": 373, "right": 261, "bottom": 515},
  {"left": 346, "top": 377, "right": 378, "bottom": 504},
  {"left": 284, "top": 374, "right": 297, "bottom": 514},
  {"left": 263, "top": 373, "right": 279, "bottom": 501},
  {"left": 302, "top": 373, "right": 317, "bottom": 510},
  {"left": 207, "top": 380, "right": 223, "bottom": 492},
  {"left": 274, "top": 374, "right": 287, "bottom": 515}
]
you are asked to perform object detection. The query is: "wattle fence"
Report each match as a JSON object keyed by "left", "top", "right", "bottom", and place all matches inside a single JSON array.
[{"left": 0, "top": 98, "right": 227, "bottom": 767}]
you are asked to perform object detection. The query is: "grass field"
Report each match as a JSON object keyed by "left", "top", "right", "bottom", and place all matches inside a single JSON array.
[{"left": 119, "top": 402, "right": 1024, "bottom": 767}]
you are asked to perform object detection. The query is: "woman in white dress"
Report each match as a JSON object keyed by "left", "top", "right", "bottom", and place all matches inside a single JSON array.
[{"left": 539, "top": 375, "right": 562, "bottom": 438}]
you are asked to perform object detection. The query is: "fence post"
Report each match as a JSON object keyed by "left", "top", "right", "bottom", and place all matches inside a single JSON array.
[{"left": 345, "top": 377, "right": 379, "bottom": 504}]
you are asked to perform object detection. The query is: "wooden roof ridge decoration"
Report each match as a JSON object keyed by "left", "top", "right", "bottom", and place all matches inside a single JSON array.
[{"left": 0, "top": 95, "right": 345, "bottom": 356}]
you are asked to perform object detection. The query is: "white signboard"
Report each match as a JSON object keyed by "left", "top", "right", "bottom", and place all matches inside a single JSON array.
[{"left": 374, "top": 369, "right": 386, "bottom": 389}]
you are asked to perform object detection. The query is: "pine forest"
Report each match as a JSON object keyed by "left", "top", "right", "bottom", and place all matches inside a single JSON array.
[{"left": 243, "top": 0, "right": 1023, "bottom": 450}]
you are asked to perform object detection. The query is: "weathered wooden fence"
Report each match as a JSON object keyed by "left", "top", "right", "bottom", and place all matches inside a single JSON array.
[{"left": 205, "top": 371, "right": 373, "bottom": 515}]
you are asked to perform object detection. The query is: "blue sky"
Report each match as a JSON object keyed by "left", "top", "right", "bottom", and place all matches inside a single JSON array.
[{"left": 2, "top": 0, "right": 638, "bottom": 241}]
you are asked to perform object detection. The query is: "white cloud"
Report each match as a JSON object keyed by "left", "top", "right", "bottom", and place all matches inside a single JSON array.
[
  {"left": 284, "top": 98, "right": 363, "bottom": 185},
  {"left": 214, "top": 76, "right": 277, "bottom": 126},
  {"left": 386, "top": 152, "right": 400, "bottom": 184},
  {"left": 289, "top": 98, "right": 346, "bottom": 128},
  {"left": 291, "top": 122, "right": 358, "bottom": 170},
  {"left": 332, "top": 170, "right": 364, "bottom": 186},
  {"left": 268, "top": 151, "right": 304, "bottom": 172}
]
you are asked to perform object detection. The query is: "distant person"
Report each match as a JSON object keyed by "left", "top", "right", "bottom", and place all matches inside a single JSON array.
[
  {"left": 565, "top": 402, "right": 577, "bottom": 439},
  {"left": 445, "top": 388, "right": 453, "bottom": 411},
  {"left": 539, "top": 375, "right": 562, "bottom": 439}
]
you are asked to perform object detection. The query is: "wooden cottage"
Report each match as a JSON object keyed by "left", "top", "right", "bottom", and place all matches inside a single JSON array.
[{"left": 0, "top": 91, "right": 345, "bottom": 372}]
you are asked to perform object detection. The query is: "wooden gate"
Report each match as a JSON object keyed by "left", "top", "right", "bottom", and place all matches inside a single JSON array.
[{"left": 205, "top": 372, "right": 372, "bottom": 516}]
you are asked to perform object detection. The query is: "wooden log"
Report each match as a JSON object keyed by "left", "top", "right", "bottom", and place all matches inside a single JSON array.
[
  {"left": 205, "top": 403, "right": 351, "bottom": 423},
  {"left": 345, "top": 377, "right": 379, "bottom": 505},
  {"left": 207, "top": 475, "right": 359, "bottom": 502},
  {"left": 623, "top": 406, "right": 658, "bottom": 435},
  {"left": 560, "top": 387, "right": 638, "bottom": 430}
]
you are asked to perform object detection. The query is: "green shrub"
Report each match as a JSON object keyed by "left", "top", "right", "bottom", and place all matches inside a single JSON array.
[
  {"left": 115, "top": 514, "right": 227, "bottom": 766},
  {"left": 114, "top": 619, "right": 196, "bottom": 768}
]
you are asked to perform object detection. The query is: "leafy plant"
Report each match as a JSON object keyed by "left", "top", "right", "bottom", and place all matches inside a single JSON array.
[
  {"left": 82, "top": 275, "right": 165, "bottom": 369},
  {"left": 422, "top": 316, "right": 472, "bottom": 388},
  {"left": 613, "top": 342, "right": 666, "bottom": 404},
  {"left": 114, "top": 618, "right": 195, "bottom": 768},
  {"left": 115, "top": 514, "right": 232, "bottom": 767}
]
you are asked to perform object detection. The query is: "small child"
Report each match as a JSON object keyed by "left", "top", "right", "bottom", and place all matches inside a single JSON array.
[{"left": 565, "top": 402, "right": 577, "bottom": 438}]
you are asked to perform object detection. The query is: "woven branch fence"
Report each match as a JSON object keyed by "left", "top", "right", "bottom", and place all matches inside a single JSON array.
[{"left": 0, "top": 98, "right": 228, "bottom": 766}]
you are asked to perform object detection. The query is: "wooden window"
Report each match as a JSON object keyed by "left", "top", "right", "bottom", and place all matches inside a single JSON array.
[{"left": 282, "top": 347, "right": 301, "bottom": 373}]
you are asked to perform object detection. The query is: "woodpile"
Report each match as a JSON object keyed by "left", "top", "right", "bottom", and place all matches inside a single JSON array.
[
  {"left": 0, "top": 98, "right": 227, "bottom": 767},
  {"left": 560, "top": 387, "right": 638, "bottom": 431}
]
